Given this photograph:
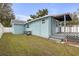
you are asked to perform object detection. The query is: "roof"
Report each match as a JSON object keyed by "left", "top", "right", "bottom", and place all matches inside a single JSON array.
[
  {"left": 11, "top": 20, "right": 26, "bottom": 24},
  {"left": 52, "top": 13, "right": 72, "bottom": 21},
  {"left": 28, "top": 13, "right": 72, "bottom": 23},
  {"left": 27, "top": 15, "right": 51, "bottom": 23},
  {"left": 11, "top": 13, "right": 72, "bottom": 24}
]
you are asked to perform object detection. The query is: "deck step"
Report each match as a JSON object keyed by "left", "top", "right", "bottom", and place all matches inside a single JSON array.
[{"left": 51, "top": 36, "right": 65, "bottom": 39}]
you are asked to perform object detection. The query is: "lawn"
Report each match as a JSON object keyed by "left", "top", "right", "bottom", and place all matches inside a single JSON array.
[{"left": 0, "top": 33, "right": 79, "bottom": 56}]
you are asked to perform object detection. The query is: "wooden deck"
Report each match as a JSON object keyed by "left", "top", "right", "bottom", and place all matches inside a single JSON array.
[{"left": 51, "top": 32, "right": 79, "bottom": 40}]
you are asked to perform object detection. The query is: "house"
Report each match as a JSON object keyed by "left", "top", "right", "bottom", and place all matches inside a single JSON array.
[
  {"left": 11, "top": 20, "right": 26, "bottom": 34},
  {"left": 11, "top": 13, "right": 72, "bottom": 39}
]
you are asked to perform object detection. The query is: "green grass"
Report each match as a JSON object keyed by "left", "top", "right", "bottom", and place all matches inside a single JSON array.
[{"left": 0, "top": 33, "right": 79, "bottom": 56}]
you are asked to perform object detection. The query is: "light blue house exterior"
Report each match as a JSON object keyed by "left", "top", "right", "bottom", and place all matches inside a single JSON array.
[
  {"left": 12, "top": 14, "right": 72, "bottom": 38},
  {"left": 12, "top": 24, "right": 25, "bottom": 34},
  {"left": 25, "top": 16, "right": 55, "bottom": 38},
  {"left": 11, "top": 20, "right": 26, "bottom": 34}
]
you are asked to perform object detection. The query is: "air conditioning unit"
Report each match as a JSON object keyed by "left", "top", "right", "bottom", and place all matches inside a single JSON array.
[{"left": 24, "top": 31, "right": 32, "bottom": 35}]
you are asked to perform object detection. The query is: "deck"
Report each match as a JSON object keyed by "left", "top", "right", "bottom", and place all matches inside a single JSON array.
[{"left": 51, "top": 32, "right": 79, "bottom": 40}]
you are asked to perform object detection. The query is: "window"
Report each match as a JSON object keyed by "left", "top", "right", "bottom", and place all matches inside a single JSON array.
[
  {"left": 56, "top": 21, "right": 58, "bottom": 27},
  {"left": 27, "top": 23, "right": 29, "bottom": 28},
  {"left": 42, "top": 19, "right": 45, "bottom": 24}
]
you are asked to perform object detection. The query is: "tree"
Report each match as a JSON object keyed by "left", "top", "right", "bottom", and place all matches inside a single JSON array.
[
  {"left": 0, "top": 3, "right": 15, "bottom": 27},
  {"left": 36, "top": 10, "right": 43, "bottom": 17},
  {"left": 42, "top": 9, "right": 48, "bottom": 15},
  {"left": 36, "top": 9, "right": 48, "bottom": 17},
  {"left": 30, "top": 15, "right": 37, "bottom": 19},
  {"left": 27, "top": 19, "right": 31, "bottom": 22},
  {"left": 29, "top": 9, "right": 48, "bottom": 20}
]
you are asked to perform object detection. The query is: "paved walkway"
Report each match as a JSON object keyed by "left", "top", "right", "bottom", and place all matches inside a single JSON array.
[{"left": 60, "top": 42, "right": 79, "bottom": 48}]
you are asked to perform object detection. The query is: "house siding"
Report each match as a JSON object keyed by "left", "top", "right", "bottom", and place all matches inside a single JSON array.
[
  {"left": 12, "top": 24, "right": 25, "bottom": 34},
  {"left": 51, "top": 18, "right": 60, "bottom": 35},
  {"left": 40, "top": 17, "right": 49, "bottom": 38},
  {"left": 25, "top": 17, "right": 51, "bottom": 38},
  {"left": 12, "top": 16, "right": 60, "bottom": 38}
]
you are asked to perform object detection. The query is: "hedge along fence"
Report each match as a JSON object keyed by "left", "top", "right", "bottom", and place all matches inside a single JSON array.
[{"left": 0, "top": 23, "right": 4, "bottom": 38}]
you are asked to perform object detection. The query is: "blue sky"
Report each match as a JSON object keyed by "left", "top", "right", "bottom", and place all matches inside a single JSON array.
[{"left": 12, "top": 3, "right": 79, "bottom": 21}]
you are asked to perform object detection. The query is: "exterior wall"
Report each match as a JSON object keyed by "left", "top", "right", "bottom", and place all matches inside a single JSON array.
[
  {"left": 51, "top": 18, "right": 60, "bottom": 35},
  {"left": 25, "top": 17, "right": 51, "bottom": 38},
  {"left": 56, "top": 21, "right": 60, "bottom": 33},
  {"left": 12, "top": 24, "right": 25, "bottom": 34},
  {"left": 40, "top": 17, "right": 50, "bottom": 38},
  {"left": 11, "top": 16, "right": 61, "bottom": 38}
]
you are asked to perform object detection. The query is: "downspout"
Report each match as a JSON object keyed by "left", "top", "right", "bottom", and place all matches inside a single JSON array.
[
  {"left": 24, "top": 24, "right": 26, "bottom": 34},
  {"left": 64, "top": 15, "right": 67, "bottom": 40},
  {"left": 64, "top": 15, "right": 66, "bottom": 34},
  {"left": 40, "top": 19, "right": 41, "bottom": 36}
]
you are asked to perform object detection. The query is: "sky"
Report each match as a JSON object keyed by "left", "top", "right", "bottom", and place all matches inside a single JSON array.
[{"left": 12, "top": 3, "right": 79, "bottom": 21}]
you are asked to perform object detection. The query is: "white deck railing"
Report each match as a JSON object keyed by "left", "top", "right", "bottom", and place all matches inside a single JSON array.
[{"left": 61, "top": 25, "right": 79, "bottom": 33}]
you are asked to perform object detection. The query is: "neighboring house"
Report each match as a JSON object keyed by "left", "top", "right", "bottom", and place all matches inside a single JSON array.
[
  {"left": 11, "top": 14, "right": 72, "bottom": 38},
  {"left": 11, "top": 20, "right": 26, "bottom": 34}
]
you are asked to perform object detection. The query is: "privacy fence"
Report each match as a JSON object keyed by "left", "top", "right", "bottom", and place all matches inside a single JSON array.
[
  {"left": 0, "top": 23, "right": 12, "bottom": 38},
  {"left": 0, "top": 23, "right": 4, "bottom": 38}
]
